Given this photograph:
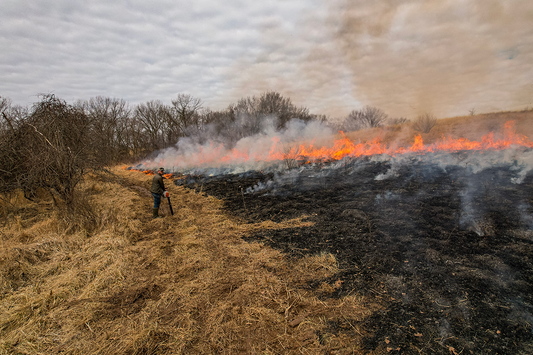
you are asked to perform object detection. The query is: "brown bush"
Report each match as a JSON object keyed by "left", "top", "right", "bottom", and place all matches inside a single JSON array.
[
  {"left": 345, "top": 105, "right": 388, "bottom": 130},
  {"left": 0, "top": 95, "right": 102, "bottom": 206},
  {"left": 412, "top": 112, "right": 437, "bottom": 133}
]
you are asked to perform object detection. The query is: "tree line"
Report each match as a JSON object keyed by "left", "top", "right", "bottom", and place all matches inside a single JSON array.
[
  {"left": 0, "top": 91, "right": 421, "bottom": 206},
  {"left": 0, "top": 92, "right": 317, "bottom": 205}
]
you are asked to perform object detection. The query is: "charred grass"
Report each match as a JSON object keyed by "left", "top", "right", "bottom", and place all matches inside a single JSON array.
[
  {"left": 191, "top": 155, "right": 533, "bottom": 354},
  {"left": 0, "top": 167, "right": 380, "bottom": 354}
]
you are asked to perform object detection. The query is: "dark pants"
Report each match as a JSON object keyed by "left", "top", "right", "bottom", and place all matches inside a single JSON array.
[{"left": 152, "top": 193, "right": 162, "bottom": 208}]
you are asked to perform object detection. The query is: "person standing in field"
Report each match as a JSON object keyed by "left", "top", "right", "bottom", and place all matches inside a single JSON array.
[{"left": 151, "top": 167, "right": 166, "bottom": 218}]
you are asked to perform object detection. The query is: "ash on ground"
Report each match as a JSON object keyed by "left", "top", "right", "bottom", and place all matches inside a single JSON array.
[{"left": 175, "top": 150, "right": 533, "bottom": 354}]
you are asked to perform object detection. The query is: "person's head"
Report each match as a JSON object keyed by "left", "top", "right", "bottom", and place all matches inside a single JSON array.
[{"left": 158, "top": 167, "right": 164, "bottom": 175}]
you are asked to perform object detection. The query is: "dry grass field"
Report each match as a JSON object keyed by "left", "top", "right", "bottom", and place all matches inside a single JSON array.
[
  {"left": 0, "top": 167, "right": 380, "bottom": 354},
  {"left": 1, "top": 109, "right": 531, "bottom": 354},
  {"left": 345, "top": 110, "right": 533, "bottom": 147}
]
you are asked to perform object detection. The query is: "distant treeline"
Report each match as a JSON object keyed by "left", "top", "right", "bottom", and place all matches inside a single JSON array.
[{"left": 0, "top": 92, "right": 409, "bottom": 205}]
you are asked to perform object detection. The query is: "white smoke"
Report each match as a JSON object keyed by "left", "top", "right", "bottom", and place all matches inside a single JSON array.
[
  {"left": 375, "top": 161, "right": 400, "bottom": 180},
  {"left": 139, "top": 118, "right": 336, "bottom": 173},
  {"left": 510, "top": 150, "right": 533, "bottom": 184},
  {"left": 244, "top": 146, "right": 533, "bottom": 197},
  {"left": 517, "top": 203, "right": 533, "bottom": 232},
  {"left": 418, "top": 149, "right": 533, "bottom": 185},
  {"left": 375, "top": 191, "right": 400, "bottom": 203},
  {"left": 459, "top": 178, "right": 486, "bottom": 236}
]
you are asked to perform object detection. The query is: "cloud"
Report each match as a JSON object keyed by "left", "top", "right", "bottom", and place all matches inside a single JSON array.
[
  {"left": 0, "top": 0, "right": 264, "bottom": 104},
  {"left": 0, "top": 0, "right": 532, "bottom": 119}
]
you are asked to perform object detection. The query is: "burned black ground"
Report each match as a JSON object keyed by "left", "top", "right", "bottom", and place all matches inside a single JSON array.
[{"left": 175, "top": 152, "right": 533, "bottom": 354}]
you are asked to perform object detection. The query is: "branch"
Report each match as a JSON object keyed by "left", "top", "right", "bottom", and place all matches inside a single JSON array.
[
  {"left": 25, "top": 123, "right": 59, "bottom": 151},
  {"left": 1, "top": 111, "right": 15, "bottom": 133}
]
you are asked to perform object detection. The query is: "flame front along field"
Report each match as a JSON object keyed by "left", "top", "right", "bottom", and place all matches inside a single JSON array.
[
  {"left": 267, "top": 121, "right": 532, "bottom": 162},
  {"left": 132, "top": 120, "right": 532, "bottom": 173}
]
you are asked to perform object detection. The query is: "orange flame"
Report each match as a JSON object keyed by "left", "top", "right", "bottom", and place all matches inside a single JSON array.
[
  {"left": 264, "top": 121, "right": 532, "bottom": 163},
  {"left": 131, "top": 121, "right": 532, "bottom": 171}
]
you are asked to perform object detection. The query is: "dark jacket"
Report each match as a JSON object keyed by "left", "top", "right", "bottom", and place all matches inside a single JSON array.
[{"left": 151, "top": 173, "right": 165, "bottom": 195}]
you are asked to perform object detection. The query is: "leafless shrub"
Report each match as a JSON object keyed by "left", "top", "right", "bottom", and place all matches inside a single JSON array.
[
  {"left": 310, "top": 114, "right": 329, "bottom": 123},
  {"left": 345, "top": 106, "right": 388, "bottom": 131},
  {"left": 0, "top": 94, "right": 102, "bottom": 207},
  {"left": 412, "top": 113, "right": 437, "bottom": 133}
]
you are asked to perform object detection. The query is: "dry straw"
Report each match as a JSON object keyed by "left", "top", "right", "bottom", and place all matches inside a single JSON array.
[{"left": 0, "top": 166, "right": 380, "bottom": 354}]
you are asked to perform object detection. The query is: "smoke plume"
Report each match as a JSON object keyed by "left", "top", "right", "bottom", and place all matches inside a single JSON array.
[
  {"left": 228, "top": 0, "right": 533, "bottom": 118},
  {"left": 139, "top": 118, "right": 336, "bottom": 173}
]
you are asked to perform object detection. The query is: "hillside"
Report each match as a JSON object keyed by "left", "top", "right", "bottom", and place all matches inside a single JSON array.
[
  {"left": 344, "top": 110, "right": 533, "bottom": 147},
  {"left": 1, "top": 109, "right": 532, "bottom": 354}
]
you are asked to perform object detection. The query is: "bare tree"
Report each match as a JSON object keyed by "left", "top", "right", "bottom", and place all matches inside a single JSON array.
[
  {"left": 170, "top": 94, "right": 203, "bottom": 138},
  {"left": 0, "top": 97, "right": 13, "bottom": 134},
  {"left": 257, "top": 91, "right": 311, "bottom": 128},
  {"left": 196, "top": 107, "right": 239, "bottom": 144},
  {"left": 345, "top": 105, "right": 388, "bottom": 130},
  {"left": 231, "top": 96, "right": 263, "bottom": 138},
  {"left": 80, "top": 96, "right": 132, "bottom": 163},
  {"left": 0, "top": 97, "right": 11, "bottom": 116},
  {"left": 0, "top": 97, "right": 26, "bottom": 133},
  {"left": 227, "top": 91, "right": 313, "bottom": 138},
  {"left": 412, "top": 113, "right": 437, "bottom": 133},
  {"left": 135, "top": 100, "right": 172, "bottom": 151}
]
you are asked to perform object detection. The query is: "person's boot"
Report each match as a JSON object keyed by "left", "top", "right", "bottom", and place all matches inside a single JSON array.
[{"left": 152, "top": 207, "right": 160, "bottom": 219}]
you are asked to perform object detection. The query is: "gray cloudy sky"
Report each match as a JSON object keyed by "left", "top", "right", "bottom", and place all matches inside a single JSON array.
[{"left": 1, "top": 0, "right": 532, "bottom": 119}]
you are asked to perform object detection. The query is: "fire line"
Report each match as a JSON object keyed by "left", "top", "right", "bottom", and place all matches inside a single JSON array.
[{"left": 128, "top": 121, "right": 532, "bottom": 173}]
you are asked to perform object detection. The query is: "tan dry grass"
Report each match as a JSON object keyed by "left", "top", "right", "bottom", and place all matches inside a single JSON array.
[
  {"left": 344, "top": 109, "right": 533, "bottom": 148},
  {"left": 0, "top": 166, "right": 380, "bottom": 355}
]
